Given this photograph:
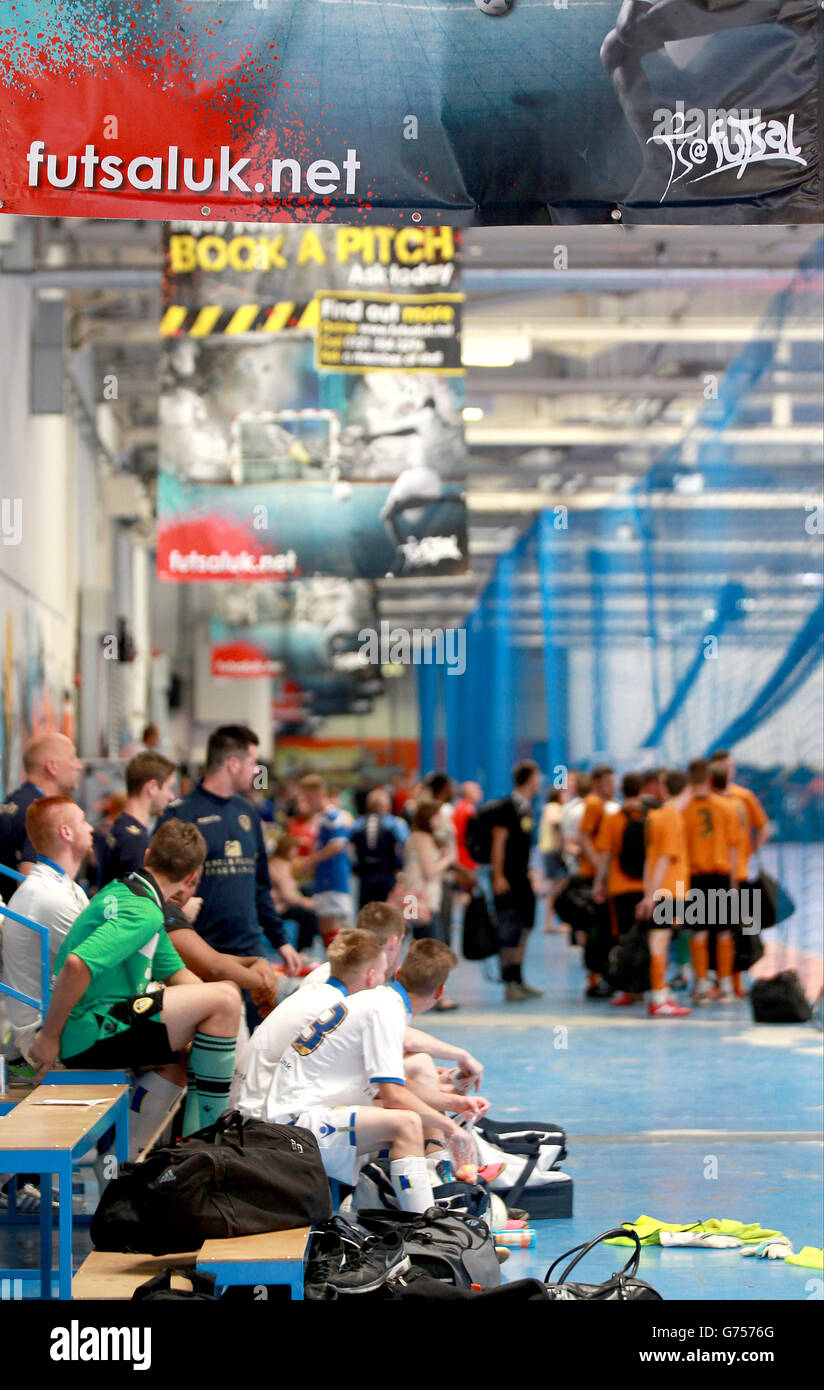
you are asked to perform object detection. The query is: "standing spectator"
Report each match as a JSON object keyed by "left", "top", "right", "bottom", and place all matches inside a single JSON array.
[
  {"left": 538, "top": 787, "right": 568, "bottom": 932},
  {"left": 452, "top": 781, "right": 483, "bottom": 888},
  {"left": 2, "top": 797, "right": 93, "bottom": 1060},
  {"left": 267, "top": 832, "right": 320, "bottom": 952},
  {"left": 560, "top": 770, "right": 589, "bottom": 871},
  {"left": 158, "top": 725, "right": 300, "bottom": 978},
  {"left": 576, "top": 764, "right": 616, "bottom": 999},
  {"left": 286, "top": 790, "right": 317, "bottom": 860},
  {"left": 296, "top": 774, "right": 353, "bottom": 947},
  {"left": 490, "top": 759, "right": 544, "bottom": 1003},
  {"left": 593, "top": 772, "right": 648, "bottom": 1005},
  {"left": 710, "top": 749, "right": 771, "bottom": 858},
  {"left": 403, "top": 798, "right": 458, "bottom": 1010},
  {"left": 141, "top": 724, "right": 161, "bottom": 751},
  {"left": 681, "top": 758, "right": 740, "bottom": 1004},
  {"left": 0, "top": 734, "right": 83, "bottom": 878},
  {"left": 350, "top": 788, "right": 407, "bottom": 908},
  {"left": 636, "top": 769, "right": 692, "bottom": 1018},
  {"left": 98, "top": 751, "right": 177, "bottom": 889}
]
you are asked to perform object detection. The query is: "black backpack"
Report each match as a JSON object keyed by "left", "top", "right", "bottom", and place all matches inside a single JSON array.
[
  {"left": 357, "top": 1208, "right": 502, "bottom": 1291},
  {"left": 463, "top": 799, "right": 507, "bottom": 866},
  {"left": 461, "top": 891, "right": 499, "bottom": 961},
  {"left": 91, "top": 1110, "right": 332, "bottom": 1255},
  {"left": 617, "top": 808, "right": 648, "bottom": 880},
  {"left": 750, "top": 971, "right": 812, "bottom": 1023},
  {"left": 607, "top": 924, "right": 651, "bottom": 993}
]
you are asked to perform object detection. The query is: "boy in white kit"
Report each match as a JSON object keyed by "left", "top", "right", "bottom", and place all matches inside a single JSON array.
[{"left": 268, "top": 938, "right": 485, "bottom": 1213}]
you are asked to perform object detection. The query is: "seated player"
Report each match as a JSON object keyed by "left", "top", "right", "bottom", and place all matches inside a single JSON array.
[
  {"left": 302, "top": 901, "right": 485, "bottom": 1094},
  {"left": 98, "top": 751, "right": 177, "bottom": 888},
  {"left": 29, "top": 821, "right": 241, "bottom": 1133},
  {"left": 234, "top": 928, "right": 388, "bottom": 1120},
  {"left": 2, "top": 797, "right": 93, "bottom": 1063},
  {"left": 267, "top": 940, "right": 485, "bottom": 1212}
]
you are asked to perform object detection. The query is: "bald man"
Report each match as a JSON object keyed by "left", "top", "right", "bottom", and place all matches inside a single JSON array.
[
  {"left": 350, "top": 788, "right": 408, "bottom": 908},
  {"left": 2, "top": 796, "right": 92, "bottom": 1059},
  {"left": 0, "top": 734, "right": 82, "bottom": 877}
]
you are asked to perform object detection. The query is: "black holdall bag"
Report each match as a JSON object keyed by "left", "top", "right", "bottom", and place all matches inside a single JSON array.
[
  {"left": 132, "top": 1269, "right": 218, "bottom": 1302},
  {"left": 475, "top": 1115, "right": 572, "bottom": 1220},
  {"left": 461, "top": 890, "right": 499, "bottom": 961},
  {"left": 463, "top": 798, "right": 507, "bottom": 866},
  {"left": 748, "top": 869, "right": 795, "bottom": 931},
  {"left": 544, "top": 1229, "right": 663, "bottom": 1301},
  {"left": 358, "top": 1207, "right": 502, "bottom": 1291},
  {"left": 750, "top": 970, "right": 812, "bottom": 1023},
  {"left": 607, "top": 923, "right": 651, "bottom": 994},
  {"left": 91, "top": 1109, "right": 332, "bottom": 1255}
]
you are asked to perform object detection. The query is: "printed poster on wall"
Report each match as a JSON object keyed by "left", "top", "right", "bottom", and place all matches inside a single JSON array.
[{"left": 1, "top": 2, "right": 820, "bottom": 225}]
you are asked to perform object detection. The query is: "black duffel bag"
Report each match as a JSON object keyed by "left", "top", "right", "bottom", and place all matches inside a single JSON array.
[
  {"left": 748, "top": 870, "right": 795, "bottom": 931},
  {"left": 544, "top": 1228, "right": 662, "bottom": 1301},
  {"left": 750, "top": 970, "right": 812, "bottom": 1023},
  {"left": 607, "top": 924, "right": 651, "bottom": 994},
  {"left": 554, "top": 875, "right": 597, "bottom": 930},
  {"left": 91, "top": 1109, "right": 332, "bottom": 1254},
  {"left": 461, "top": 891, "right": 499, "bottom": 961}
]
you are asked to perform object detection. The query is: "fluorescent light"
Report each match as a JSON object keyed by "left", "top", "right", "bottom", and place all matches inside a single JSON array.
[
  {"left": 461, "top": 335, "right": 532, "bottom": 368},
  {"left": 462, "top": 406, "right": 485, "bottom": 422}
]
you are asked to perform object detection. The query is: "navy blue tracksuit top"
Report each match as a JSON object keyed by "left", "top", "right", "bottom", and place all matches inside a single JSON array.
[{"left": 158, "top": 782, "right": 285, "bottom": 956}]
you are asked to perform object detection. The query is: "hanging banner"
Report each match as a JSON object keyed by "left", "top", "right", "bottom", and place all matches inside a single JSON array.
[
  {"left": 162, "top": 225, "right": 459, "bottom": 332},
  {"left": 156, "top": 338, "right": 468, "bottom": 579},
  {"left": 209, "top": 579, "right": 380, "bottom": 679},
  {"left": 1, "top": 2, "right": 820, "bottom": 225},
  {"left": 315, "top": 291, "right": 463, "bottom": 374}
]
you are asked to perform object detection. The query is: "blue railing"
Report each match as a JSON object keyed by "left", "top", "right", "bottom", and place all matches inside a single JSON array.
[{"left": 0, "top": 862, "right": 51, "bottom": 1023}]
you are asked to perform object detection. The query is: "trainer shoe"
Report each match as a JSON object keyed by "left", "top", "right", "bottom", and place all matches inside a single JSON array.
[
  {"left": 648, "top": 999, "right": 692, "bottom": 1018},
  {"left": 585, "top": 980, "right": 614, "bottom": 999},
  {"left": 519, "top": 981, "right": 544, "bottom": 999},
  {"left": 505, "top": 981, "right": 530, "bottom": 1002},
  {"left": 325, "top": 1229, "right": 410, "bottom": 1295},
  {"left": 610, "top": 991, "right": 636, "bottom": 1007},
  {"left": 668, "top": 972, "right": 690, "bottom": 991}
]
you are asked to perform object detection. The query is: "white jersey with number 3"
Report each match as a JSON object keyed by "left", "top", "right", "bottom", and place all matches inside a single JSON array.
[
  {"left": 234, "top": 978, "right": 346, "bottom": 1120},
  {"left": 268, "top": 980, "right": 411, "bottom": 1121}
]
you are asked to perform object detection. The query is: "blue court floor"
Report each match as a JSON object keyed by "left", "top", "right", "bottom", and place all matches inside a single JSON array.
[
  {"left": 2, "top": 915, "right": 821, "bottom": 1301},
  {"left": 430, "top": 927, "right": 824, "bottom": 1300}
]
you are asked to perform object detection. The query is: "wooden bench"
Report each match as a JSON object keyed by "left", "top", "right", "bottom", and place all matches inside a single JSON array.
[
  {"left": 72, "top": 1249, "right": 200, "bottom": 1300},
  {"left": 72, "top": 1228, "right": 312, "bottom": 1301},
  {"left": 0, "top": 1078, "right": 129, "bottom": 1298},
  {"left": 198, "top": 1228, "right": 311, "bottom": 1301}
]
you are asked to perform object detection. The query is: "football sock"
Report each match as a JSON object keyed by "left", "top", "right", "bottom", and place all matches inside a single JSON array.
[
  {"left": 716, "top": 935, "right": 735, "bottom": 987},
  {"left": 649, "top": 954, "right": 666, "bottom": 997},
  {"left": 501, "top": 963, "right": 522, "bottom": 984},
  {"left": 182, "top": 1061, "right": 200, "bottom": 1136},
  {"left": 390, "top": 1155, "right": 433, "bottom": 1214},
  {"left": 190, "top": 1032, "right": 237, "bottom": 1128},
  {"left": 689, "top": 937, "right": 709, "bottom": 982},
  {"left": 673, "top": 933, "right": 691, "bottom": 967}
]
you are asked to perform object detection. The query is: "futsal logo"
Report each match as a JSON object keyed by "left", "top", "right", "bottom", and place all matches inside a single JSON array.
[{"left": 649, "top": 108, "right": 807, "bottom": 202}]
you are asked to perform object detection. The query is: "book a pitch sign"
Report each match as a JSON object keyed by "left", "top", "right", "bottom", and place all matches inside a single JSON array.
[
  {"left": 157, "top": 226, "right": 468, "bottom": 582},
  {"left": 2, "top": 2, "right": 820, "bottom": 225}
]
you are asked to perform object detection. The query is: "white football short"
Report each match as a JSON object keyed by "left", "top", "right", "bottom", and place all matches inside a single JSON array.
[
  {"left": 312, "top": 890, "right": 354, "bottom": 922},
  {"left": 292, "top": 1105, "right": 364, "bottom": 1185}
]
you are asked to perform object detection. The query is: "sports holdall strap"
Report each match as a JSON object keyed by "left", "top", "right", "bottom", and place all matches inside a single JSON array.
[
  {"left": 132, "top": 1267, "right": 217, "bottom": 1300},
  {"left": 504, "top": 1151, "right": 539, "bottom": 1211},
  {"left": 544, "top": 1228, "right": 642, "bottom": 1284}
]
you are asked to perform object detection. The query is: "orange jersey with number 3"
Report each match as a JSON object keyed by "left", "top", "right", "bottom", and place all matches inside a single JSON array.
[{"left": 681, "top": 793, "right": 740, "bottom": 876}]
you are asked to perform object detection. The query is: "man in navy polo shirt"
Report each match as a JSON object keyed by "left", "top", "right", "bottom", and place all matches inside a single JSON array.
[
  {"left": 159, "top": 725, "right": 300, "bottom": 978},
  {"left": 0, "top": 734, "right": 82, "bottom": 879}
]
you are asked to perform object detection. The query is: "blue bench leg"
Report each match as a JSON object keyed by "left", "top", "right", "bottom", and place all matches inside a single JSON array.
[
  {"left": 58, "top": 1160, "right": 73, "bottom": 1300},
  {"left": 40, "top": 1170, "right": 53, "bottom": 1299}
]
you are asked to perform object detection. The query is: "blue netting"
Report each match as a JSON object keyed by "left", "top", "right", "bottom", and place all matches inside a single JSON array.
[{"left": 418, "top": 239, "right": 824, "bottom": 842}]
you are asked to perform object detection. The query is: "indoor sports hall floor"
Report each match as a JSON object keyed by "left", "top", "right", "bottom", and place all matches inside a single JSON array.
[{"left": 2, "top": 853, "right": 822, "bottom": 1301}]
